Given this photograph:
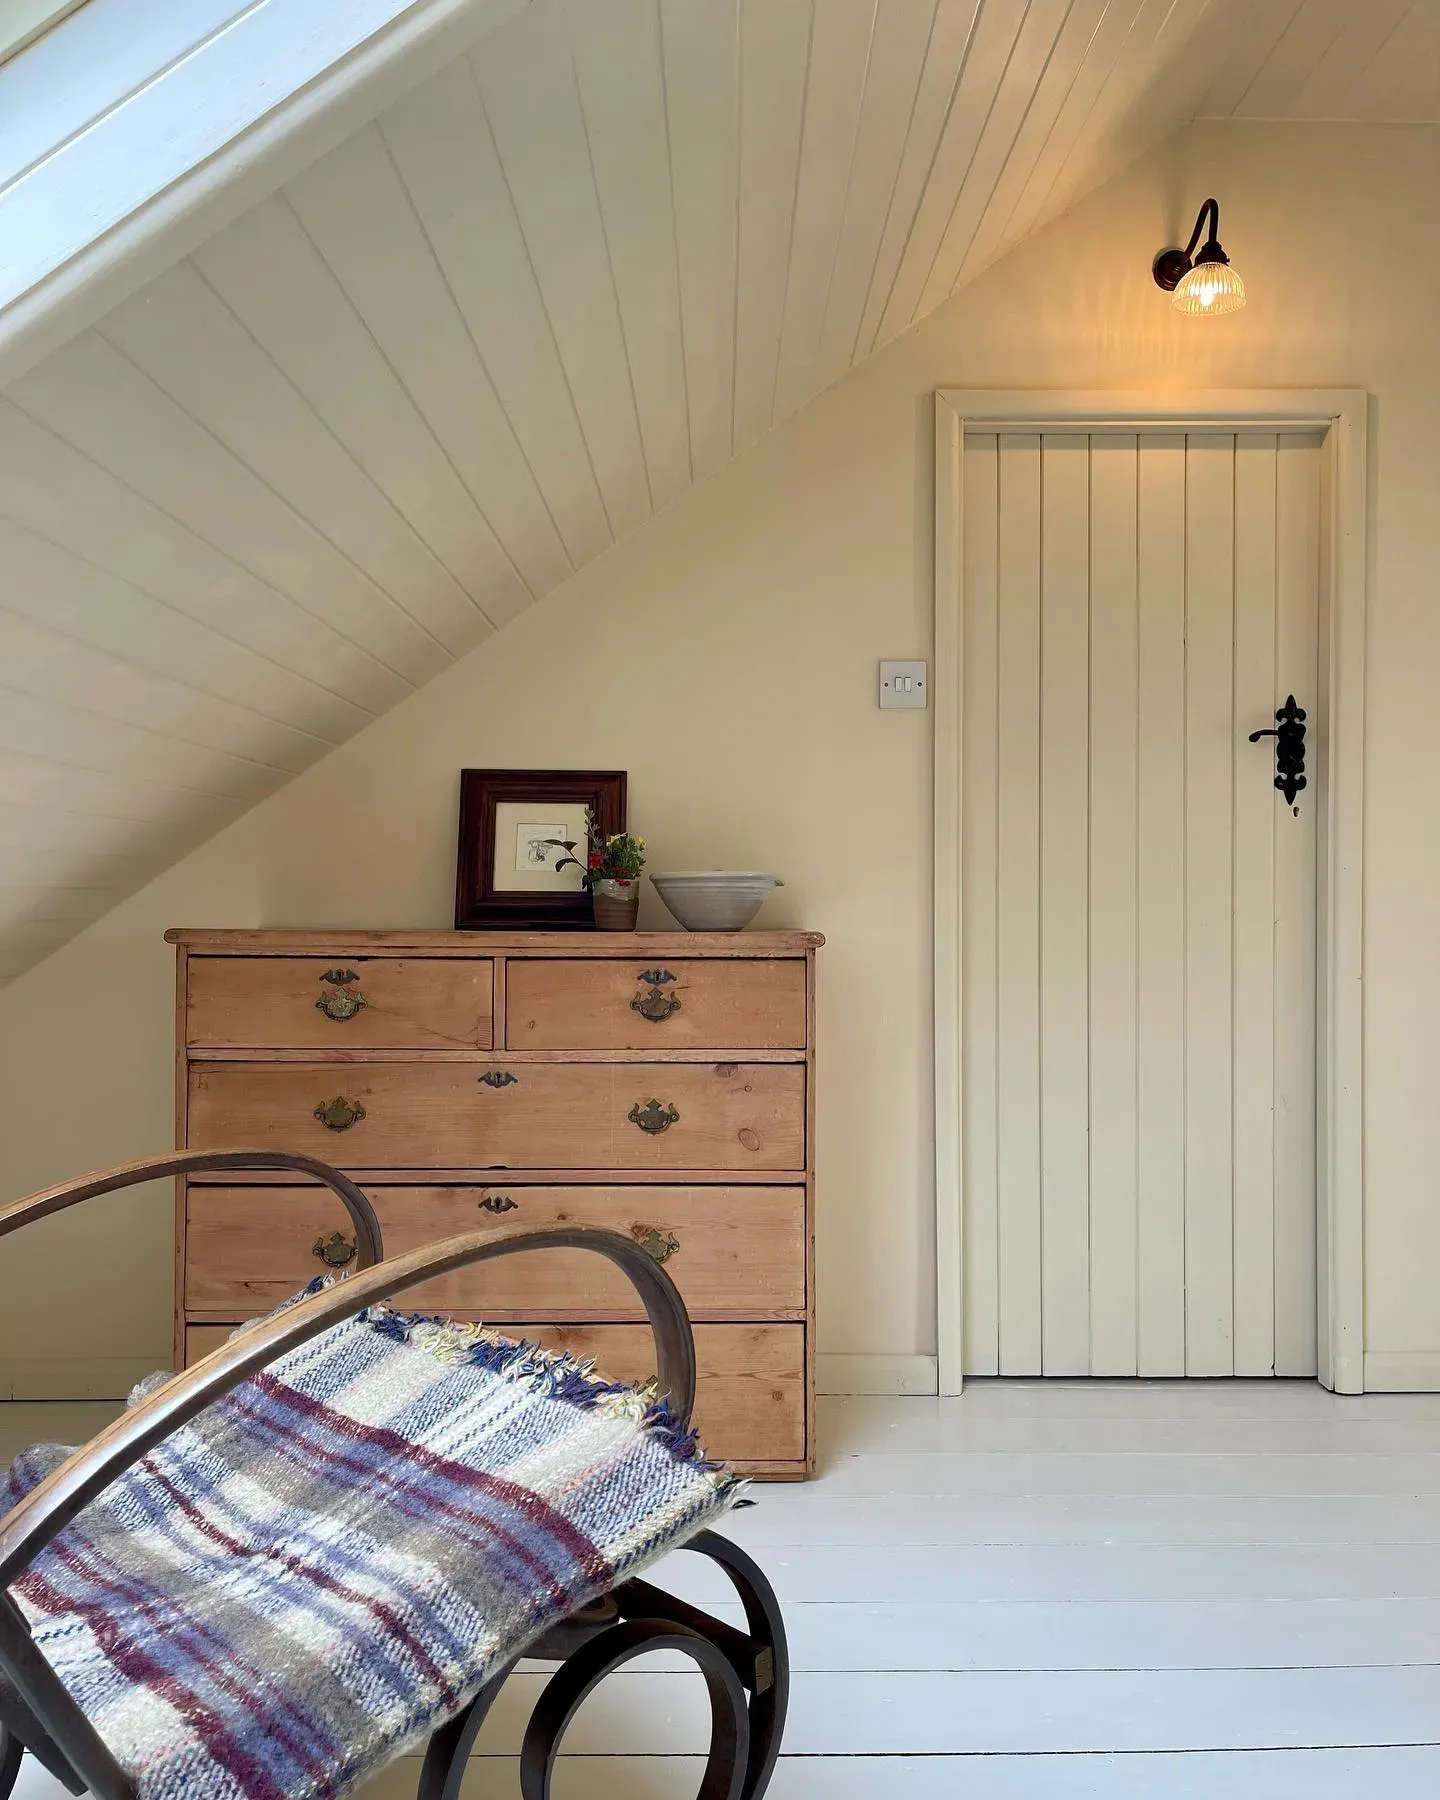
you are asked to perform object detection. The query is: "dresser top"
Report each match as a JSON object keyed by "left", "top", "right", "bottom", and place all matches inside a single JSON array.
[{"left": 166, "top": 928, "right": 824, "bottom": 954}]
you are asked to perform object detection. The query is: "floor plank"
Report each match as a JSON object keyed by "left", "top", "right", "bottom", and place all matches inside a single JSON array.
[{"left": 6, "top": 1383, "right": 1440, "bottom": 1797}]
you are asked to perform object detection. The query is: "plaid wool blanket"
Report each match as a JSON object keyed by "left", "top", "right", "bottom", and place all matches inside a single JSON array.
[{"left": 2, "top": 1299, "right": 740, "bottom": 1800}]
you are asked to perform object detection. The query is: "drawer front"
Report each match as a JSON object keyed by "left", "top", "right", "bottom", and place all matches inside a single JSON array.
[
  {"left": 506, "top": 958, "right": 806, "bottom": 1050},
  {"left": 186, "top": 1183, "right": 806, "bottom": 1319},
  {"left": 187, "top": 1061, "right": 806, "bottom": 1171},
  {"left": 187, "top": 956, "right": 493, "bottom": 1050},
  {"left": 183, "top": 1322, "right": 804, "bottom": 1466}
]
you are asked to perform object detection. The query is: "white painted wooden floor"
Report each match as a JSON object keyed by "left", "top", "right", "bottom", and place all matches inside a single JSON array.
[{"left": 7, "top": 1382, "right": 1440, "bottom": 1796}]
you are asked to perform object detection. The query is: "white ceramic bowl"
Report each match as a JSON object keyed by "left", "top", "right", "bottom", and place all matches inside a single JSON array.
[{"left": 649, "top": 871, "right": 784, "bottom": 932}]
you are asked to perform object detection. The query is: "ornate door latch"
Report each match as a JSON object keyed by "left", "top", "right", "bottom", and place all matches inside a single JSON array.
[
  {"left": 628, "top": 1099, "right": 680, "bottom": 1134},
  {"left": 315, "top": 968, "right": 366, "bottom": 1021},
  {"left": 313, "top": 1095, "right": 366, "bottom": 1131},
  {"left": 1248, "top": 694, "right": 1307, "bottom": 810}
]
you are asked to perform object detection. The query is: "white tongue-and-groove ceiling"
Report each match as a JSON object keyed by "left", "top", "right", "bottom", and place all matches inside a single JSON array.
[{"left": 0, "top": 0, "right": 1428, "bottom": 985}]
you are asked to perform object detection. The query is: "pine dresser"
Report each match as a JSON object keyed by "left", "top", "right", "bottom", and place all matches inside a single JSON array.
[{"left": 167, "top": 929, "right": 823, "bottom": 1478}]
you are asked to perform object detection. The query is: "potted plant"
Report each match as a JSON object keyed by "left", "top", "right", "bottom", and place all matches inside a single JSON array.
[{"left": 543, "top": 817, "right": 647, "bottom": 931}]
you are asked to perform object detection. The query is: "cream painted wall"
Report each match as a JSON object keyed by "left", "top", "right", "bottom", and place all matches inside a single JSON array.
[{"left": 3, "top": 118, "right": 1439, "bottom": 1391}]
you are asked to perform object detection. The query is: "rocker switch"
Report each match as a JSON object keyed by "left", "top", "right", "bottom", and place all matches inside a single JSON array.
[{"left": 879, "top": 660, "right": 927, "bottom": 709}]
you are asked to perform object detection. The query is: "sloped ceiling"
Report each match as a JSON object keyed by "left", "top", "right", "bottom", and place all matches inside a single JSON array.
[{"left": 0, "top": 0, "right": 1406, "bottom": 984}]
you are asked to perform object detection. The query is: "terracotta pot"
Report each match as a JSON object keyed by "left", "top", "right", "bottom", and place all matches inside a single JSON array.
[{"left": 592, "top": 877, "right": 640, "bottom": 931}]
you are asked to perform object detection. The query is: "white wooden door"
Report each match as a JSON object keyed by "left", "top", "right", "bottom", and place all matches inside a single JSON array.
[{"left": 960, "top": 430, "right": 1320, "bottom": 1378}]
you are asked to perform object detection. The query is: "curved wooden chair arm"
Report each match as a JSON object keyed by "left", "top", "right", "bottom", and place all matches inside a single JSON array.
[
  {"left": 0, "top": 1222, "right": 695, "bottom": 1588},
  {"left": 0, "top": 1149, "right": 383, "bottom": 1268}
]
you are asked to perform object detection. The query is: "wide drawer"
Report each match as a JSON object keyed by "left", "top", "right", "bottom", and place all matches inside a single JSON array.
[
  {"left": 186, "top": 955, "right": 493, "bottom": 1050},
  {"left": 187, "top": 1060, "right": 806, "bottom": 1171},
  {"left": 185, "top": 1183, "right": 806, "bottom": 1318},
  {"left": 506, "top": 958, "right": 807, "bottom": 1050},
  {"left": 182, "top": 1321, "right": 805, "bottom": 1467}
]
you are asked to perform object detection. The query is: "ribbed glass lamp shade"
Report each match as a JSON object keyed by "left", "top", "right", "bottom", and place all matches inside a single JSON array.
[{"left": 1172, "top": 260, "right": 1246, "bottom": 315}]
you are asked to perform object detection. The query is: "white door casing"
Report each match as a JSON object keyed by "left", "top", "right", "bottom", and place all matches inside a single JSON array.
[{"left": 933, "top": 391, "right": 1368, "bottom": 1396}]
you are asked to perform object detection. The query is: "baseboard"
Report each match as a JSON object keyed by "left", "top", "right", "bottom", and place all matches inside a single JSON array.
[
  {"left": 0, "top": 1357, "right": 160, "bottom": 1401},
  {"left": 1363, "top": 1352, "right": 1440, "bottom": 1392},
  {"left": 816, "top": 1353, "right": 939, "bottom": 1397}
]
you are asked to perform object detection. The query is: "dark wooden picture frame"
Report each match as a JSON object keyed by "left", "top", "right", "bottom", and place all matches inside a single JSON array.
[{"left": 454, "top": 768, "right": 627, "bottom": 931}]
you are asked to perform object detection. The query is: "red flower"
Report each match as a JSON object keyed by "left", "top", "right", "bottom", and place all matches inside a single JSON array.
[{"left": 588, "top": 853, "right": 602, "bottom": 870}]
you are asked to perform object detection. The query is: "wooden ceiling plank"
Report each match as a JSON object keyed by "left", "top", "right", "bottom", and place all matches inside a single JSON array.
[
  {"left": 924, "top": 0, "right": 1113, "bottom": 313},
  {"left": 565, "top": 0, "right": 691, "bottom": 513},
  {"left": 0, "top": 396, "right": 402, "bottom": 723},
  {"left": 1284, "top": 0, "right": 1419, "bottom": 120},
  {"left": 0, "top": 801, "right": 244, "bottom": 868},
  {"left": 1022, "top": 0, "right": 1222, "bottom": 242},
  {"left": 875, "top": 0, "right": 1040, "bottom": 347},
  {"left": 731, "top": 0, "right": 813, "bottom": 454},
  {"left": 0, "top": 614, "right": 305, "bottom": 791},
  {"left": 0, "top": 516, "right": 336, "bottom": 764},
  {"left": 1231, "top": 0, "right": 1357, "bottom": 119},
  {"left": 1197, "top": 0, "right": 1308, "bottom": 117},
  {"left": 772, "top": 0, "right": 878, "bottom": 426},
  {"left": 854, "top": 0, "right": 986, "bottom": 357},
  {"left": 380, "top": 56, "right": 608, "bottom": 574},
  {"left": 997, "top": 0, "right": 1171, "bottom": 254},
  {"left": 476, "top": 2, "right": 652, "bottom": 537},
  {"left": 278, "top": 135, "right": 536, "bottom": 635},
  {"left": 811, "top": 0, "right": 938, "bottom": 402},
  {"left": 1343, "top": 2, "right": 1440, "bottom": 122},
  {"left": 659, "top": 0, "right": 741, "bottom": 484},
  {"left": 101, "top": 260, "right": 501, "bottom": 652},
  {"left": 0, "top": 749, "right": 260, "bottom": 828},
  {"left": 6, "top": 331, "right": 451, "bottom": 687},
  {"left": 0, "top": 684, "right": 288, "bottom": 803}
]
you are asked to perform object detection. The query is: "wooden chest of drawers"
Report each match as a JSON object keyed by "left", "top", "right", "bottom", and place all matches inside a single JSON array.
[{"left": 168, "top": 929, "right": 822, "bottom": 1477}]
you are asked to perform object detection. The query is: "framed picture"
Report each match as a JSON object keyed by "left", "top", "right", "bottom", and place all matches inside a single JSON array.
[{"left": 454, "top": 769, "right": 627, "bottom": 930}]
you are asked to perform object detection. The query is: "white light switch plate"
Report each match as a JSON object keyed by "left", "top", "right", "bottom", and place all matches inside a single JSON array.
[{"left": 879, "top": 659, "right": 927, "bottom": 709}]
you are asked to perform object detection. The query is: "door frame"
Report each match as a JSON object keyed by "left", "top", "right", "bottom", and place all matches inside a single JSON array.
[{"left": 934, "top": 388, "right": 1369, "bottom": 1396}]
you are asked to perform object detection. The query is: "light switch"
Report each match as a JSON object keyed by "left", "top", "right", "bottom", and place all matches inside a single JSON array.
[{"left": 879, "top": 660, "right": 927, "bottom": 709}]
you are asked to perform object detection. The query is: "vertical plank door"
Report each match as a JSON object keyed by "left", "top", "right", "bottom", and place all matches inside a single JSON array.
[{"left": 961, "top": 428, "right": 1321, "bottom": 1377}]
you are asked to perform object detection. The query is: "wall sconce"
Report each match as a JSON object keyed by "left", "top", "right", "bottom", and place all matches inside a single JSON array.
[{"left": 1152, "top": 198, "right": 1246, "bottom": 316}]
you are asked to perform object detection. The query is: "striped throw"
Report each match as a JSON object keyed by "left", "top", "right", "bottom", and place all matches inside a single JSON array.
[{"left": 2, "top": 1298, "right": 740, "bottom": 1800}]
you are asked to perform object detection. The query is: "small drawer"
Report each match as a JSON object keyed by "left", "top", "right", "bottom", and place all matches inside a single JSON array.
[
  {"left": 183, "top": 1321, "right": 805, "bottom": 1470},
  {"left": 185, "top": 1183, "right": 807, "bottom": 1320},
  {"left": 186, "top": 955, "right": 493, "bottom": 1050},
  {"left": 506, "top": 958, "right": 806, "bottom": 1050},
  {"left": 187, "top": 1060, "right": 806, "bottom": 1171}
]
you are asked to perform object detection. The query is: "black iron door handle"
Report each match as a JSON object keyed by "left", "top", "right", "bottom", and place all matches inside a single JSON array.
[{"left": 1248, "top": 694, "right": 1307, "bottom": 810}]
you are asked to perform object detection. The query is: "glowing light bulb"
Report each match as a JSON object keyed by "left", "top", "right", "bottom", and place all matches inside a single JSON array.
[{"left": 1172, "top": 259, "right": 1246, "bottom": 317}]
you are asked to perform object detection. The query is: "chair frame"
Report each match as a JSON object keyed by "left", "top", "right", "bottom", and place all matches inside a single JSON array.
[{"left": 0, "top": 1151, "right": 787, "bottom": 1800}]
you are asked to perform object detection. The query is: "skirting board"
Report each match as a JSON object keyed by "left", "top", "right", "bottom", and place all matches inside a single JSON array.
[
  {"left": 0, "top": 1357, "right": 161, "bottom": 1402},
  {"left": 1364, "top": 1353, "right": 1440, "bottom": 1392},
  {"left": 817, "top": 1354, "right": 939, "bottom": 1397}
]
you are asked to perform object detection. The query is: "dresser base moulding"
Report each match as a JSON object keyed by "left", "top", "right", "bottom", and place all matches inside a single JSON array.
[
  {"left": 172, "top": 929, "right": 821, "bottom": 1477},
  {"left": 180, "top": 1319, "right": 808, "bottom": 1478}
]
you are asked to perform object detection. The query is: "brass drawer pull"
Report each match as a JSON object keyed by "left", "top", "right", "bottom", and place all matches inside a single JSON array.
[
  {"left": 631, "top": 987, "right": 682, "bottom": 1023},
  {"left": 629, "top": 1099, "right": 679, "bottom": 1134},
  {"left": 479, "top": 1194, "right": 518, "bottom": 1214},
  {"left": 312, "top": 1231, "right": 357, "bottom": 1268},
  {"left": 315, "top": 969, "right": 365, "bottom": 1021},
  {"left": 314, "top": 1095, "right": 366, "bottom": 1131},
  {"left": 479, "top": 1071, "right": 518, "bottom": 1089},
  {"left": 631, "top": 1224, "right": 680, "bottom": 1265}
]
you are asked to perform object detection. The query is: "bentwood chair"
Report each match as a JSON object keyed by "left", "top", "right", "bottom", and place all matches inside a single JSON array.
[{"left": 0, "top": 1151, "right": 787, "bottom": 1800}]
